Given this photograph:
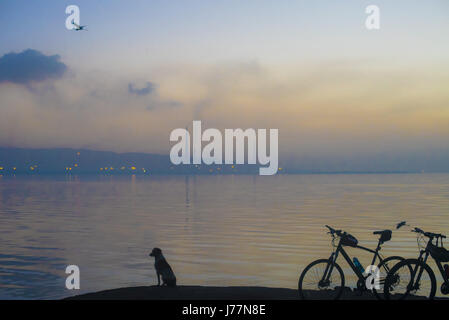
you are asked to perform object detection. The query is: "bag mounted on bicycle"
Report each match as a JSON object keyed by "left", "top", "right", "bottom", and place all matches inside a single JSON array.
[
  {"left": 341, "top": 233, "right": 358, "bottom": 247},
  {"left": 428, "top": 243, "right": 449, "bottom": 262}
]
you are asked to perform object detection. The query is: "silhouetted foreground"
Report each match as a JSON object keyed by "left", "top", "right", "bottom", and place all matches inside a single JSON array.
[{"left": 65, "top": 286, "right": 446, "bottom": 300}]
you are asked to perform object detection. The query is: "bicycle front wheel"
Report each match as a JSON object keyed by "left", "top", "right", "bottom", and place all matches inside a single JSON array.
[
  {"left": 298, "top": 258, "right": 345, "bottom": 300},
  {"left": 384, "top": 258, "right": 436, "bottom": 300}
]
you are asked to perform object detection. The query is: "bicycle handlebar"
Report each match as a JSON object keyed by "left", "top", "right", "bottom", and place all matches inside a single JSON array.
[
  {"left": 412, "top": 227, "right": 446, "bottom": 239},
  {"left": 325, "top": 225, "right": 344, "bottom": 237}
]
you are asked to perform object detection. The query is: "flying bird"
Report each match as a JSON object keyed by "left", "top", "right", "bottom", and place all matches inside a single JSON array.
[
  {"left": 396, "top": 221, "right": 408, "bottom": 229},
  {"left": 72, "top": 21, "right": 87, "bottom": 31}
]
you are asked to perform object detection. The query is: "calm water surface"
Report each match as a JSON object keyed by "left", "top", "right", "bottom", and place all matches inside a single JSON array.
[{"left": 1, "top": 174, "right": 449, "bottom": 299}]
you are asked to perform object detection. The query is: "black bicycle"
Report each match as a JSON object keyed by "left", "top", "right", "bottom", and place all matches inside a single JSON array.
[
  {"left": 383, "top": 227, "right": 449, "bottom": 300},
  {"left": 298, "top": 225, "right": 404, "bottom": 300}
]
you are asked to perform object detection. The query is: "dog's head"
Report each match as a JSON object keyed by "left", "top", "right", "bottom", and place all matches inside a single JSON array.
[{"left": 149, "top": 247, "right": 162, "bottom": 257}]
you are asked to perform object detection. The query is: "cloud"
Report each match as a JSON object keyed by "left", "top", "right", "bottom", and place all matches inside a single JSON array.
[
  {"left": 0, "top": 49, "right": 67, "bottom": 85},
  {"left": 0, "top": 60, "right": 449, "bottom": 171},
  {"left": 147, "top": 100, "right": 182, "bottom": 111},
  {"left": 128, "top": 81, "right": 155, "bottom": 96}
]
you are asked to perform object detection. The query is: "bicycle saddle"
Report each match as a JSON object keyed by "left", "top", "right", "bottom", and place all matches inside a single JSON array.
[{"left": 373, "top": 229, "right": 392, "bottom": 243}]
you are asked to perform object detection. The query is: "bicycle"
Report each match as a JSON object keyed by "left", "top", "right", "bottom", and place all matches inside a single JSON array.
[
  {"left": 383, "top": 227, "right": 449, "bottom": 300},
  {"left": 298, "top": 225, "right": 404, "bottom": 300}
]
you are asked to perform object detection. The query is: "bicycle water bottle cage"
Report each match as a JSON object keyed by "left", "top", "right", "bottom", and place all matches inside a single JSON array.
[{"left": 341, "top": 233, "right": 358, "bottom": 247}]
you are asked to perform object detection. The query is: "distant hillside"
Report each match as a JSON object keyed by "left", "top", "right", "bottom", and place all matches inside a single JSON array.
[
  {"left": 1, "top": 147, "right": 448, "bottom": 175},
  {"left": 0, "top": 147, "right": 258, "bottom": 175}
]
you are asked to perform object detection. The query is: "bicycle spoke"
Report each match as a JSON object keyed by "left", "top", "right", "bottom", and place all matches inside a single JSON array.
[
  {"left": 299, "top": 260, "right": 344, "bottom": 300},
  {"left": 386, "top": 260, "right": 435, "bottom": 300}
]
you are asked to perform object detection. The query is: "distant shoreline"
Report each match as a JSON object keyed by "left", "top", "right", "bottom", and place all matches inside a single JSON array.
[
  {"left": 1, "top": 146, "right": 447, "bottom": 174},
  {"left": 0, "top": 171, "right": 425, "bottom": 175},
  {"left": 65, "top": 285, "right": 444, "bottom": 300}
]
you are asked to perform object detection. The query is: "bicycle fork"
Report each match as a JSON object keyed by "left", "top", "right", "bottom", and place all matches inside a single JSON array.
[
  {"left": 320, "top": 251, "right": 339, "bottom": 287},
  {"left": 409, "top": 251, "right": 429, "bottom": 292}
]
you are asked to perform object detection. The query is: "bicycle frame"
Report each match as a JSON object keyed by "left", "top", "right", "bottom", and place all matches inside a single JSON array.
[
  {"left": 322, "top": 238, "right": 385, "bottom": 285},
  {"left": 411, "top": 241, "right": 449, "bottom": 288}
]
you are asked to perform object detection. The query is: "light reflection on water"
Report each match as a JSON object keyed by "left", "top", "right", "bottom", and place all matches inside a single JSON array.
[{"left": 0, "top": 174, "right": 448, "bottom": 299}]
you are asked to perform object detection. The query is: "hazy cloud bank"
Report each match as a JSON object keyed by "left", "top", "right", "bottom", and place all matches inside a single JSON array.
[{"left": 1, "top": 51, "right": 449, "bottom": 171}]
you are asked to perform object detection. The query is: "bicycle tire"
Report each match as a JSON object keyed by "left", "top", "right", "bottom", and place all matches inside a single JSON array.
[
  {"left": 384, "top": 258, "right": 436, "bottom": 300},
  {"left": 372, "top": 255, "right": 404, "bottom": 300},
  {"left": 298, "top": 258, "right": 345, "bottom": 300}
]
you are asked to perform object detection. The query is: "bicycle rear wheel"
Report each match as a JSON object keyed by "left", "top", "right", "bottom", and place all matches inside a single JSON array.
[
  {"left": 298, "top": 259, "right": 345, "bottom": 300},
  {"left": 372, "top": 256, "right": 404, "bottom": 300},
  {"left": 384, "top": 258, "right": 436, "bottom": 300}
]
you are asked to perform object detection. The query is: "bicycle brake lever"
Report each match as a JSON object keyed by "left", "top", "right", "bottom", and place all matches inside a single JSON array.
[{"left": 412, "top": 227, "right": 422, "bottom": 233}]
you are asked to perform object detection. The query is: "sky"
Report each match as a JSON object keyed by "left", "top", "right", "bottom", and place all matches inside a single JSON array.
[{"left": 0, "top": 0, "right": 449, "bottom": 171}]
